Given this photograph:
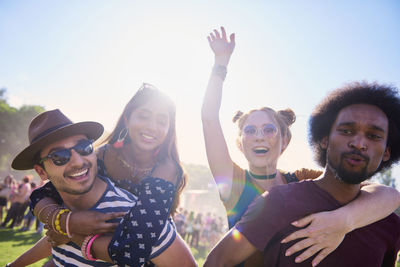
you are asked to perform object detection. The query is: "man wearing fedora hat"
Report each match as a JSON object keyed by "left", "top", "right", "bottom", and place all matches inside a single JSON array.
[{"left": 8, "top": 109, "right": 195, "bottom": 267}]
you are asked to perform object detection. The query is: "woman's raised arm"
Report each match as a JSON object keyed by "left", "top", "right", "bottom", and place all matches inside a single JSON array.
[{"left": 202, "top": 26, "right": 236, "bottom": 201}]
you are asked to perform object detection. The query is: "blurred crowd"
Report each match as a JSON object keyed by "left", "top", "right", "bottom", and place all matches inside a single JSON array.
[
  {"left": 0, "top": 174, "right": 43, "bottom": 233},
  {"left": 173, "top": 208, "right": 227, "bottom": 251}
]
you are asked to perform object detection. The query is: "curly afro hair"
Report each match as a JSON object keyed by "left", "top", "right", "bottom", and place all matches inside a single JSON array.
[{"left": 309, "top": 81, "right": 400, "bottom": 172}]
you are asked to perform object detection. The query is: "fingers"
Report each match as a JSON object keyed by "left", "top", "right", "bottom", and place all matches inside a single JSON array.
[
  {"left": 281, "top": 228, "right": 311, "bottom": 243},
  {"left": 291, "top": 214, "right": 314, "bottom": 228},
  {"left": 213, "top": 29, "right": 221, "bottom": 39},
  {"left": 103, "top": 212, "right": 125, "bottom": 221},
  {"left": 293, "top": 244, "right": 324, "bottom": 264},
  {"left": 220, "top": 26, "right": 227, "bottom": 40},
  {"left": 285, "top": 238, "right": 314, "bottom": 256},
  {"left": 46, "top": 231, "right": 57, "bottom": 247},
  {"left": 229, "top": 33, "right": 235, "bottom": 45},
  {"left": 311, "top": 248, "right": 332, "bottom": 266},
  {"left": 209, "top": 32, "right": 216, "bottom": 41}
]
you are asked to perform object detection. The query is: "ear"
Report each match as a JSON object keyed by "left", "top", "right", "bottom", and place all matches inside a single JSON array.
[
  {"left": 236, "top": 139, "right": 243, "bottom": 152},
  {"left": 33, "top": 164, "right": 49, "bottom": 181},
  {"left": 382, "top": 146, "right": 391, "bottom": 162},
  {"left": 320, "top": 136, "right": 328, "bottom": 149},
  {"left": 123, "top": 115, "right": 129, "bottom": 126}
]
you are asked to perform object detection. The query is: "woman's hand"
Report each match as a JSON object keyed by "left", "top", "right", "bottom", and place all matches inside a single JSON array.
[
  {"left": 45, "top": 228, "right": 70, "bottom": 247},
  {"left": 69, "top": 210, "right": 125, "bottom": 235},
  {"left": 281, "top": 210, "right": 349, "bottom": 266},
  {"left": 207, "top": 26, "right": 235, "bottom": 66}
]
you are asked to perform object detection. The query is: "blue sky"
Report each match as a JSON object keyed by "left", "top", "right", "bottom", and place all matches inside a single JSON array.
[{"left": 1, "top": 0, "right": 400, "bottom": 188}]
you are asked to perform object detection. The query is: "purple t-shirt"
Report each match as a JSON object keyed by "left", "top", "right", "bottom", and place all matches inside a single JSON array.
[{"left": 236, "top": 180, "right": 400, "bottom": 267}]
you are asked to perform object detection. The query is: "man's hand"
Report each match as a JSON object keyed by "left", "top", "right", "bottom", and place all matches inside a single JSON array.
[{"left": 207, "top": 26, "right": 235, "bottom": 66}]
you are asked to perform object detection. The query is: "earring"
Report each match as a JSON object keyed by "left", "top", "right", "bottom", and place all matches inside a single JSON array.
[{"left": 113, "top": 128, "right": 128, "bottom": 148}]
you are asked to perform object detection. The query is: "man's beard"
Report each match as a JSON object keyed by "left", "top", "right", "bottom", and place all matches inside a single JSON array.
[{"left": 327, "top": 151, "right": 372, "bottom": 185}]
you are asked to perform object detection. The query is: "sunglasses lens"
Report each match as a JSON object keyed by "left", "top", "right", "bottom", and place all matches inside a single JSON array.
[
  {"left": 243, "top": 125, "right": 256, "bottom": 136},
  {"left": 46, "top": 140, "right": 93, "bottom": 166},
  {"left": 262, "top": 124, "right": 278, "bottom": 138},
  {"left": 74, "top": 140, "right": 93, "bottom": 156},
  {"left": 49, "top": 149, "right": 71, "bottom": 166}
]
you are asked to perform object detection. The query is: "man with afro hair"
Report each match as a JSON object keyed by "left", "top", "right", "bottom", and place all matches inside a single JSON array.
[{"left": 205, "top": 81, "right": 400, "bottom": 267}]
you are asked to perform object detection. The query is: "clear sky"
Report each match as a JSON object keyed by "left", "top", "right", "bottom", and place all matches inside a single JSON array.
[{"left": 1, "top": 1, "right": 400, "bottom": 188}]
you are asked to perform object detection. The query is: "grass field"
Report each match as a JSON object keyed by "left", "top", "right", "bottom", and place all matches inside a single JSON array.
[
  {"left": 0, "top": 226, "right": 399, "bottom": 266},
  {"left": 0, "top": 226, "right": 206, "bottom": 266},
  {"left": 0, "top": 227, "right": 49, "bottom": 267}
]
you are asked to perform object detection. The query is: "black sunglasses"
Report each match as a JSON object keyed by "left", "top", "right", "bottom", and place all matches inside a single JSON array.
[{"left": 39, "top": 139, "right": 94, "bottom": 166}]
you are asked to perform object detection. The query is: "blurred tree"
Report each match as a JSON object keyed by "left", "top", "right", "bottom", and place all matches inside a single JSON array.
[
  {"left": 373, "top": 169, "right": 396, "bottom": 188},
  {"left": 0, "top": 88, "right": 45, "bottom": 178},
  {"left": 372, "top": 169, "right": 400, "bottom": 216}
]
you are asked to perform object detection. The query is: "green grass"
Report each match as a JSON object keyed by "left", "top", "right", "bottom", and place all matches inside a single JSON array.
[
  {"left": 0, "top": 227, "right": 49, "bottom": 266},
  {"left": 1, "top": 227, "right": 399, "bottom": 267},
  {"left": 0, "top": 227, "right": 207, "bottom": 266}
]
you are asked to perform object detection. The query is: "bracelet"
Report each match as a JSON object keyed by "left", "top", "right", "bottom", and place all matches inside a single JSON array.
[
  {"left": 36, "top": 203, "right": 58, "bottom": 219},
  {"left": 212, "top": 64, "right": 227, "bottom": 81},
  {"left": 86, "top": 234, "right": 102, "bottom": 261},
  {"left": 81, "top": 235, "right": 94, "bottom": 260},
  {"left": 51, "top": 208, "right": 59, "bottom": 231},
  {"left": 55, "top": 209, "right": 70, "bottom": 235},
  {"left": 66, "top": 211, "right": 73, "bottom": 238},
  {"left": 45, "top": 206, "right": 59, "bottom": 229}
]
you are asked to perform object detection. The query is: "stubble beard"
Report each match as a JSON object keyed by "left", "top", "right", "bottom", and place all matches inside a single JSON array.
[
  {"left": 327, "top": 153, "right": 372, "bottom": 185},
  {"left": 50, "top": 163, "right": 97, "bottom": 195}
]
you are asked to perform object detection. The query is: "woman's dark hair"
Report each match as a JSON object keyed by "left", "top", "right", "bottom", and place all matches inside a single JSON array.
[
  {"left": 309, "top": 81, "right": 400, "bottom": 172},
  {"left": 104, "top": 83, "right": 187, "bottom": 215},
  {"left": 233, "top": 107, "right": 296, "bottom": 148}
]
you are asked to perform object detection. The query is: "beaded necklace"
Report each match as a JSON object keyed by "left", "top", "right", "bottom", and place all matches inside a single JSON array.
[{"left": 116, "top": 152, "right": 154, "bottom": 179}]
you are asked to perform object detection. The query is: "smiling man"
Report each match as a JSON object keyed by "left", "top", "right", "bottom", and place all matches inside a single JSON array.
[
  {"left": 9, "top": 109, "right": 195, "bottom": 267},
  {"left": 205, "top": 82, "right": 400, "bottom": 267}
]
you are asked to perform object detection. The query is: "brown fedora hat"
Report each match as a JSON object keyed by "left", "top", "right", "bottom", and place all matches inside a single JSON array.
[{"left": 12, "top": 109, "right": 104, "bottom": 170}]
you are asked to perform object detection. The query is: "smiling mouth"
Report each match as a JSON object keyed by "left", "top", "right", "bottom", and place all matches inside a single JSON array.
[
  {"left": 141, "top": 133, "right": 156, "bottom": 141},
  {"left": 253, "top": 147, "right": 269, "bottom": 154},
  {"left": 66, "top": 168, "right": 89, "bottom": 180}
]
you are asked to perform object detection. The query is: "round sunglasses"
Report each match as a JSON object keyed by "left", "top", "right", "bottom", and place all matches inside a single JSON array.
[
  {"left": 39, "top": 139, "right": 94, "bottom": 166},
  {"left": 242, "top": 124, "right": 278, "bottom": 138}
]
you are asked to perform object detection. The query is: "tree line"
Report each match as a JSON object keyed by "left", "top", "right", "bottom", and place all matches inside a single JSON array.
[{"left": 0, "top": 88, "right": 44, "bottom": 180}]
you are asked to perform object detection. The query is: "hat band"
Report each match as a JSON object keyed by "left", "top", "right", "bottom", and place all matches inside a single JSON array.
[{"left": 31, "top": 122, "right": 72, "bottom": 143}]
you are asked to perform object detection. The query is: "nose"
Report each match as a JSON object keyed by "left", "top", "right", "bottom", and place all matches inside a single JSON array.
[
  {"left": 348, "top": 135, "right": 367, "bottom": 151},
  {"left": 145, "top": 117, "right": 158, "bottom": 131},
  {"left": 69, "top": 149, "right": 85, "bottom": 166}
]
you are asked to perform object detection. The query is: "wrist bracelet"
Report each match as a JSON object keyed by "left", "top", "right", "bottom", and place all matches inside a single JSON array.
[
  {"left": 55, "top": 209, "right": 69, "bottom": 235},
  {"left": 36, "top": 203, "right": 58, "bottom": 220},
  {"left": 81, "top": 235, "right": 94, "bottom": 260},
  {"left": 51, "top": 208, "right": 59, "bottom": 231},
  {"left": 212, "top": 64, "right": 227, "bottom": 81},
  {"left": 86, "top": 234, "right": 102, "bottom": 261},
  {"left": 66, "top": 211, "right": 73, "bottom": 238},
  {"left": 45, "top": 206, "right": 59, "bottom": 229}
]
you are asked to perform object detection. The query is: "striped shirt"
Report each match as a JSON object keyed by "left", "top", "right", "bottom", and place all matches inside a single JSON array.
[{"left": 52, "top": 175, "right": 175, "bottom": 267}]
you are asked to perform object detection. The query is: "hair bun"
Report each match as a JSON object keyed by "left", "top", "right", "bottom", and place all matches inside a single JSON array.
[
  {"left": 277, "top": 109, "right": 296, "bottom": 126},
  {"left": 232, "top": 110, "right": 244, "bottom": 123}
]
